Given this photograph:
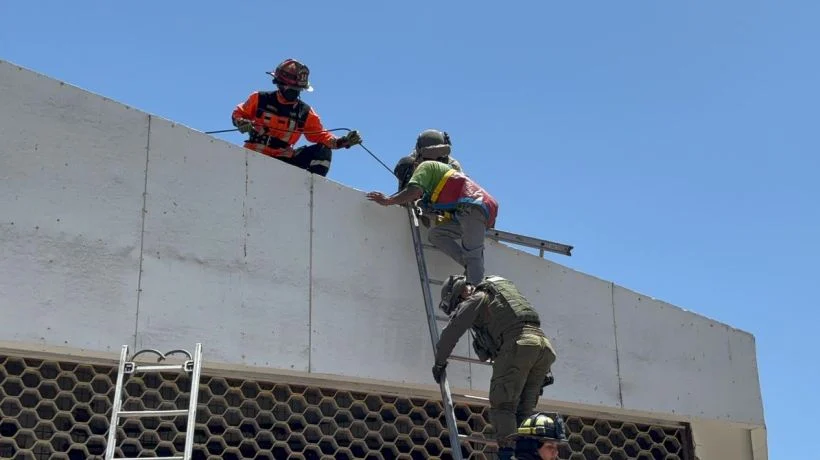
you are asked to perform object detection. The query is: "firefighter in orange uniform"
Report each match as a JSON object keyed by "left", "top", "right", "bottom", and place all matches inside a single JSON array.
[{"left": 232, "top": 58, "right": 362, "bottom": 177}]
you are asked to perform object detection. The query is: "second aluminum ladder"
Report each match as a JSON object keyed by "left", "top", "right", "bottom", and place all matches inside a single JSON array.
[{"left": 104, "top": 343, "right": 204, "bottom": 460}]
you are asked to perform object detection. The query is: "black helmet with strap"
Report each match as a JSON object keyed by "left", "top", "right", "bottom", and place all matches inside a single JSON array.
[
  {"left": 414, "top": 129, "right": 452, "bottom": 161},
  {"left": 439, "top": 274, "right": 468, "bottom": 315},
  {"left": 393, "top": 154, "right": 416, "bottom": 191}
]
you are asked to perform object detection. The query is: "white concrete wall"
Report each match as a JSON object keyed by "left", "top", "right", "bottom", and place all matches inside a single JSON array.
[
  {"left": 613, "top": 286, "right": 764, "bottom": 425},
  {"left": 0, "top": 60, "right": 766, "bottom": 457},
  {"left": 0, "top": 62, "right": 148, "bottom": 352},
  {"left": 134, "top": 118, "right": 315, "bottom": 371},
  {"left": 691, "top": 420, "right": 768, "bottom": 460}
]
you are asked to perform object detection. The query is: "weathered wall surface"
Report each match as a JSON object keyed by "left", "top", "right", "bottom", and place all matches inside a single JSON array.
[
  {"left": 0, "top": 62, "right": 148, "bottom": 352},
  {"left": 134, "top": 118, "right": 314, "bottom": 372},
  {"left": 691, "top": 420, "right": 760, "bottom": 460},
  {"left": 0, "top": 60, "right": 766, "bottom": 458},
  {"left": 613, "top": 286, "right": 764, "bottom": 425}
]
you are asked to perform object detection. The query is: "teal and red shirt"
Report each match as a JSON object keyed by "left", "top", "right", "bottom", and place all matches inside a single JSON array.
[{"left": 407, "top": 161, "right": 498, "bottom": 228}]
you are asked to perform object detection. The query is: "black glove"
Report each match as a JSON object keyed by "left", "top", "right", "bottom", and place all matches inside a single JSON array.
[
  {"left": 336, "top": 130, "right": 362, "bottom": 149},
  {"left": 432, "top": 362, "right": 447, "bottom": 384},
  {"left": 234, "top": 118, "right": 256, "bottom": 134}
]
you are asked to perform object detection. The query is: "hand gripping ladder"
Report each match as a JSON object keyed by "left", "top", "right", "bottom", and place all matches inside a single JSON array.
[{"left": 104, "top": 343, "right": 204, "bottom": 460}]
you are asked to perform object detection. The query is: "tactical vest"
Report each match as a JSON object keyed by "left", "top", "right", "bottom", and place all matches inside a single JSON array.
[
  {"left": 249, "top": 91, "right": 311, "bottom": 149},
  {"left": 471, "top": 276, "right": 540, "bottom": 355}
]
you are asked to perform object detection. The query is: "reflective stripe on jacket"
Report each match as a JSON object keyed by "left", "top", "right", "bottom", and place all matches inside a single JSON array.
[{"left": 232, "top": 91, "right": 335, "bottom": 157}]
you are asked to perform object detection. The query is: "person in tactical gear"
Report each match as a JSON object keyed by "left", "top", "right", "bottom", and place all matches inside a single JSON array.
[
  {"left": 393, "top": 129, "right": 465, "bottom": 228},
  {"left": 366, "top": 138, "right": 497, "bottom": 284},
  {"left": 231, "top": 58, "right": 362, "bottom": 177},
  {"left": 513, "top": 412, "right": 568, "bottom": 460},
  {"left": 432, "top": 275, "right": 557, "bottom": 460},
  {"left": 393, "top": 129, "right": 463, "bottom": 191}
]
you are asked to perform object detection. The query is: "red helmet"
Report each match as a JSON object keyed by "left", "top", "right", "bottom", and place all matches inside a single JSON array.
[{"left": 266, "top": 58, "right": 313, "bottom": 92}]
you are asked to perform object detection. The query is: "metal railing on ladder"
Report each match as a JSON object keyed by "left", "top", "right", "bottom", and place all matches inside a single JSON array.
[{"left": 104, "top": 343, "right": 204, "bottom": 460}]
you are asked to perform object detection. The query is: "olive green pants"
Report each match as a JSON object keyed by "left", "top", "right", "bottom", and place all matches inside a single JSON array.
[{"left": 488, "top": 332, "right": 556, "bottom": 446}]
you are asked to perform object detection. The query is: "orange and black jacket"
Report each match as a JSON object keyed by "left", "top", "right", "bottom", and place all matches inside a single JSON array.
[{"left": 232, "top": 91, "right": 336, "bottom": 157}]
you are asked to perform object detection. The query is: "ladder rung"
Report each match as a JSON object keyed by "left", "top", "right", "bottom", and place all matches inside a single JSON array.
[
  {"left": 459, "top": 434, "right": 497, "bottom": 445},
  {"left": 129, "top": 363, "right": 189, "bottom": 373},
  {"left": 114, "top": 457, "right": 183, "bottom": 460},
  {"left": 453, "top": 393, "right": 490, "bottom": 402},
  {"left": 450, "top": 354, "right": 492, "bottom": 365},
  {"left": 117, "top": 409, "right": 188, "bottom": 417}
]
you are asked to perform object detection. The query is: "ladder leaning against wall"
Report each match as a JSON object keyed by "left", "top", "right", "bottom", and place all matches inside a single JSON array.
[{"left": 405, "top": 206, "right": 572, "bottom": 458}]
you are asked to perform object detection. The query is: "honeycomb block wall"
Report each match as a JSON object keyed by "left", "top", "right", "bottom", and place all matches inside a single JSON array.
[{"left": 0, "top": 354, "right": 692, "bottom": 460}]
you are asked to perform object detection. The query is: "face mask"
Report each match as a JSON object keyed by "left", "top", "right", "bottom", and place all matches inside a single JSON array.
[{"left": 280, "top": 87, "right": 301, "bottom": 101}]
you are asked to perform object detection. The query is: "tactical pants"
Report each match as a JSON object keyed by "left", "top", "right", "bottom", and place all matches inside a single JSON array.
[
  {"left": 488, "top": 331, "right": 556, "bottom": 447},
  {"left": 428, "top": 205, "right": 486, "bottom": 285},
  {"left": 277, "top": 143, "right": 333, "bottom": 177}
]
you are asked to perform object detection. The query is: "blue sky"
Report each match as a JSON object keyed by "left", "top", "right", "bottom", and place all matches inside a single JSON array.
[{"left": 2, "top": 1, "right": 817, "bottom": 457}]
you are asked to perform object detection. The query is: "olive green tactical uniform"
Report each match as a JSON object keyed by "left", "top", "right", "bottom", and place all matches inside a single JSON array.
[{"left": 434, "top": 276, "right": 557, "bottom": 446}]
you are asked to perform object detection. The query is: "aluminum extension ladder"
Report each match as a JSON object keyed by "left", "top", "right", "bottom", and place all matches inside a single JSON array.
[
  {"left": 486, "top": 228, "right": 573, "bottom": 258},
  {"left": 104, "top": 343, "right": 204, "bottom": 460},
  {"left": 407, "top": 207, "right": 573, "bottom": 459}
]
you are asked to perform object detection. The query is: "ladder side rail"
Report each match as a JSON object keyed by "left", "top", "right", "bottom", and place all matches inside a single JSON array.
[
  {"left": 408, "top": 209, "right": 444, "bottom": 353},
  {"left": 183, "top": 343, "right": 204, "bottom": 459},
  {"left": 406, "top": 207, "right": 464, "bottom": 460},
  {"left": 486, "top": 228, "right": 573, "bottom": 256},
  {"left": 104, "top": 345, "right": 130, "bottom": 460}
]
